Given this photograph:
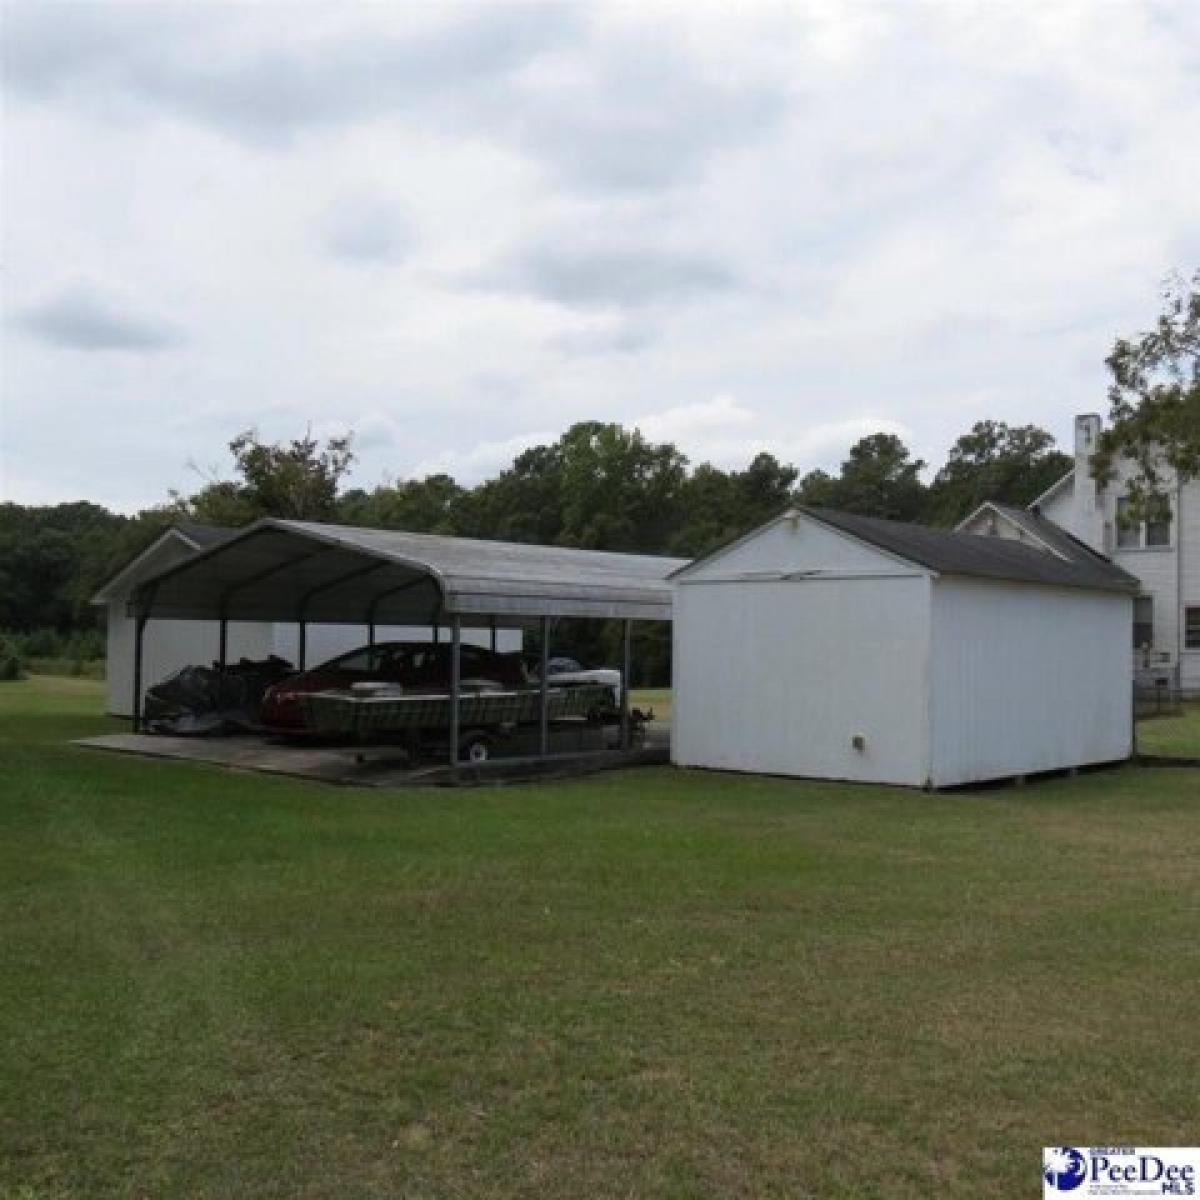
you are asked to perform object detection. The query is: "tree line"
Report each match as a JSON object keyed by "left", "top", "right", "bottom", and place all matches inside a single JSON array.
[
  {"left": 1, "top": 417, "right": 1070, "bottom": 640},
  {"left": 4, "top": 270, "right": 1195, "bottom": 658}
]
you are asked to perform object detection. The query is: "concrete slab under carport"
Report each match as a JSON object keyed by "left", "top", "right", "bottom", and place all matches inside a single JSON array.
[{"left": 75, "top": 722, "right": 669, "bottom": 788}]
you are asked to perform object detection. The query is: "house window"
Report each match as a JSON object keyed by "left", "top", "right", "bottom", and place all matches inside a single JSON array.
[
  {"left": 1186, "top": 607, "right": 1200, "bottom": 651},
  {"left": 1145, "top": 495, "right": 1173, "bottom": 547},
  {"left": 1116, "top": 496, "right": 1140, "bottom": 548},
  {"left": 1133, "top": 596, "right": 1154, "bottom": 650},
  {"left": 1116, "top": 493, "right": 1173, "bottom": 548}
]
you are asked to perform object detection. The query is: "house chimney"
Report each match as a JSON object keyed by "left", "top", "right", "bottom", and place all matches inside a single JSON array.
[{"left": 1074, "top": 414, "right": 1105, "bottom": 550}]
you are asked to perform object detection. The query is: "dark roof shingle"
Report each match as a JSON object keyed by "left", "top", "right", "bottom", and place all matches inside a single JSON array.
[{"left": 800, "top": 506, "right": 1139, "bottom": 594}]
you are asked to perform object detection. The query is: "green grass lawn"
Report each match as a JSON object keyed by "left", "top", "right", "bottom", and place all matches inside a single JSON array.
[
  {"left": 630, "top": 686, "right": 671, "bottom": 722},
  {"left": 3, "top": 676, "right": 1199, "bottom": 1199},
  {"left": 1137, "top": 701, "right": 1200, "bottom": 758},
  {"left": 22, "top": 657, "right": 106, "bottom": 680}
]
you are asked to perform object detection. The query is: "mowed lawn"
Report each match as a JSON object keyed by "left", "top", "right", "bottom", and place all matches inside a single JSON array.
[
  {"left": 3, "top": 679, "right": 1199, "bottom": 1199},
  {"left": 631, "top": 687, "right": 672, "bottom": 723},
  {"left": 1138, "top": 701, "right": 1200, "bottom": 758}
]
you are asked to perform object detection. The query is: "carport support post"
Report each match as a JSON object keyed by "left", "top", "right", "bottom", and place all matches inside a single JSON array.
[
  {"left": 539, "top": 616, "right": 549, "bottom": 756},
  {"left": 132, "top": 614, "right": 148, "bottom": 732},
  {"left": 130, "top": 580, "right": 158, "bottom": 733},
  {"left": 298, "top": 622, "right": 307, "bottom": 671},
  {"left": 620, "top": 619, "right": 632, "bottom": 751},
  {"left": 218, "top": 618, "right": 228, "bottom": 669},
  {"left": 489, "top": 616, "right": 497, "bottom": 653},
  {"left": 449, "top": 615, "right": 461, "bottom": 767}
]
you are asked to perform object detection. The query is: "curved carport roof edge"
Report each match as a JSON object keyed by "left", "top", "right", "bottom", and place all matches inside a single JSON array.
[
  {"left": 129, "top": 519, "right": 447, "bottom": 624},
  {"left": 129, "top": 518, "right": 683, "bottom": 624}
]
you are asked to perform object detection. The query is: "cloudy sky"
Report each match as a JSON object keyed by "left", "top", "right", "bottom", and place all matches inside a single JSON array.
[{"left": 2, "top": 1, "right": 1198, "bottom": 513}]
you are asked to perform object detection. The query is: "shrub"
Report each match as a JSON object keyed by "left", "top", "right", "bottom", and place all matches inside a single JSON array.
[
  {"left": 0, "top": 636, "right": 25, "bottom": 681},
  {"left": 0, "top": 627, "right": 106, "bottom": 662},
  {"left": 66, "top": 628, "right": 105, "bottom": 660},
  {"left": 20, "top": 628, "right": 63, "bottom": 658}
]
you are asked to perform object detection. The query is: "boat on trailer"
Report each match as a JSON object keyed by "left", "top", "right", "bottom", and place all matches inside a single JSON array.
[{"left": 302, "top": 682, "right": 616, "bottom": 738}]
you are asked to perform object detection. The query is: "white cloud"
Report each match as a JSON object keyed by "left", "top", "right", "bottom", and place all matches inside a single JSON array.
[
  {"left": 320, "top": 196, "right": 414, "bottom": 264},
  {"left": 635, "top": 399, "right": 909, "bottom": 474},
  {"left": 635, "top": 394, "right": 754, "bottom": 444},
  {"left": 482, "top": 242, "right": 738, "bottom": 309},
  {"left": 2, "top": 3, "right": 580, "bottom": 146},
  {"left": 551, "top": 319, "right": 656, "bottom": 356},
  {"left": 2, "top": 1, "right": 1198, "bottom": 512},
  {"left": 785, "top": 417, "right": 913, "bottom": 473},
  {"left": 411, "top": 430, "right": 557, "bottom": 482},
  {"left": 15, "top": 286, "right": 181, "bottom": 351},
  {"left": 403, "top": 400, "right": 910, "bottom": 490}
]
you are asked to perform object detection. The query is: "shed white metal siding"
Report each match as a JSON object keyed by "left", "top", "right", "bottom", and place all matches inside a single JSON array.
[
  {"left": 101, "top": 532, "right": 276, "bottom": 717},
  {"left": 671, "top": 510, "right": 1135, "bottom": 788},
  {"left": 672, "top": 574, "right": 933, "bottom": 785},
  {"left": 672, "top": 513, "right": 936, "bottom": 786},
  {"left": 927, "top": 579, "right": 1132, "bottom": 787},
  {"left": 105, "top": 608, "right": 273, "bottom": 717}
]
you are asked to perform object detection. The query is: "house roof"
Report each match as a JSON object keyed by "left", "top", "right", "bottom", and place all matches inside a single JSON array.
[
  {"left": 798, "top": 506, "right": 1139, "bottom": 594},
  {"left": 1031, "top": 466, "right": 1075, "bottom": 509},
  {"left": 130, "top": 518, "right": 689, "bottom": 624},
  {"left": 971, "top": 501, "right": 1115, "bottom": 566}
]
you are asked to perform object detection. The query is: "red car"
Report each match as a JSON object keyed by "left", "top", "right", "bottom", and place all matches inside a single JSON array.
[{"left": 260, "top": 641, "right": 530, "bottom": 729}]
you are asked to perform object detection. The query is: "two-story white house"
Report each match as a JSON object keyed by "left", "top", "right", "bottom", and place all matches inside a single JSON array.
[{"left": 959, "top": 413, "right": 1200, "bottom": 692}]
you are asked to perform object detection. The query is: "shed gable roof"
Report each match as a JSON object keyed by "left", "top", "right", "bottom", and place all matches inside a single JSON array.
[
  {"left": 800, "top": 507, "right": 1138, "bottom": 594},
  {"left": 670, "top": 509, "right": 925, "bottom": 582},
  {"left": 91, "top": 522, "right": 236, "bottom": 604}
]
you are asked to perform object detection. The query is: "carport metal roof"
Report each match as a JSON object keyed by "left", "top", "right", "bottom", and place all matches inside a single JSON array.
[{"left": 131, "top": 518, "right": 688, "bottom": 625}]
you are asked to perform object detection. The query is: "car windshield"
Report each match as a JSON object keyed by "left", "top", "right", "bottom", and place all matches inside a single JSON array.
[{"left": 319, "top": 644, "right": 411, "bottom": 673}]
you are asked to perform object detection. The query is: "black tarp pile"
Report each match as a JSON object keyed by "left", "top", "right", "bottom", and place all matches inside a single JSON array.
[{"left": 143, "top": 656, "right": 294, "bottom": 735}]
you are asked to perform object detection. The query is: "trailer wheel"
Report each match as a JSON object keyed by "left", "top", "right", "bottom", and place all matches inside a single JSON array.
[{"left": 459, "top": 730, "right": 496, "bottom": 764}]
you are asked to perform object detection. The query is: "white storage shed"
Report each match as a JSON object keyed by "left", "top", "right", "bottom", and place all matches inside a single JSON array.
[{"left": 671, "top": 507, "right": 1139, "bottom": 788}]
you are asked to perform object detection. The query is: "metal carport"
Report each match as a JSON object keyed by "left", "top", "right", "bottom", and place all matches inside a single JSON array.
[{"left": 128, "top": 518, "right": 687, "bottom": 764}]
